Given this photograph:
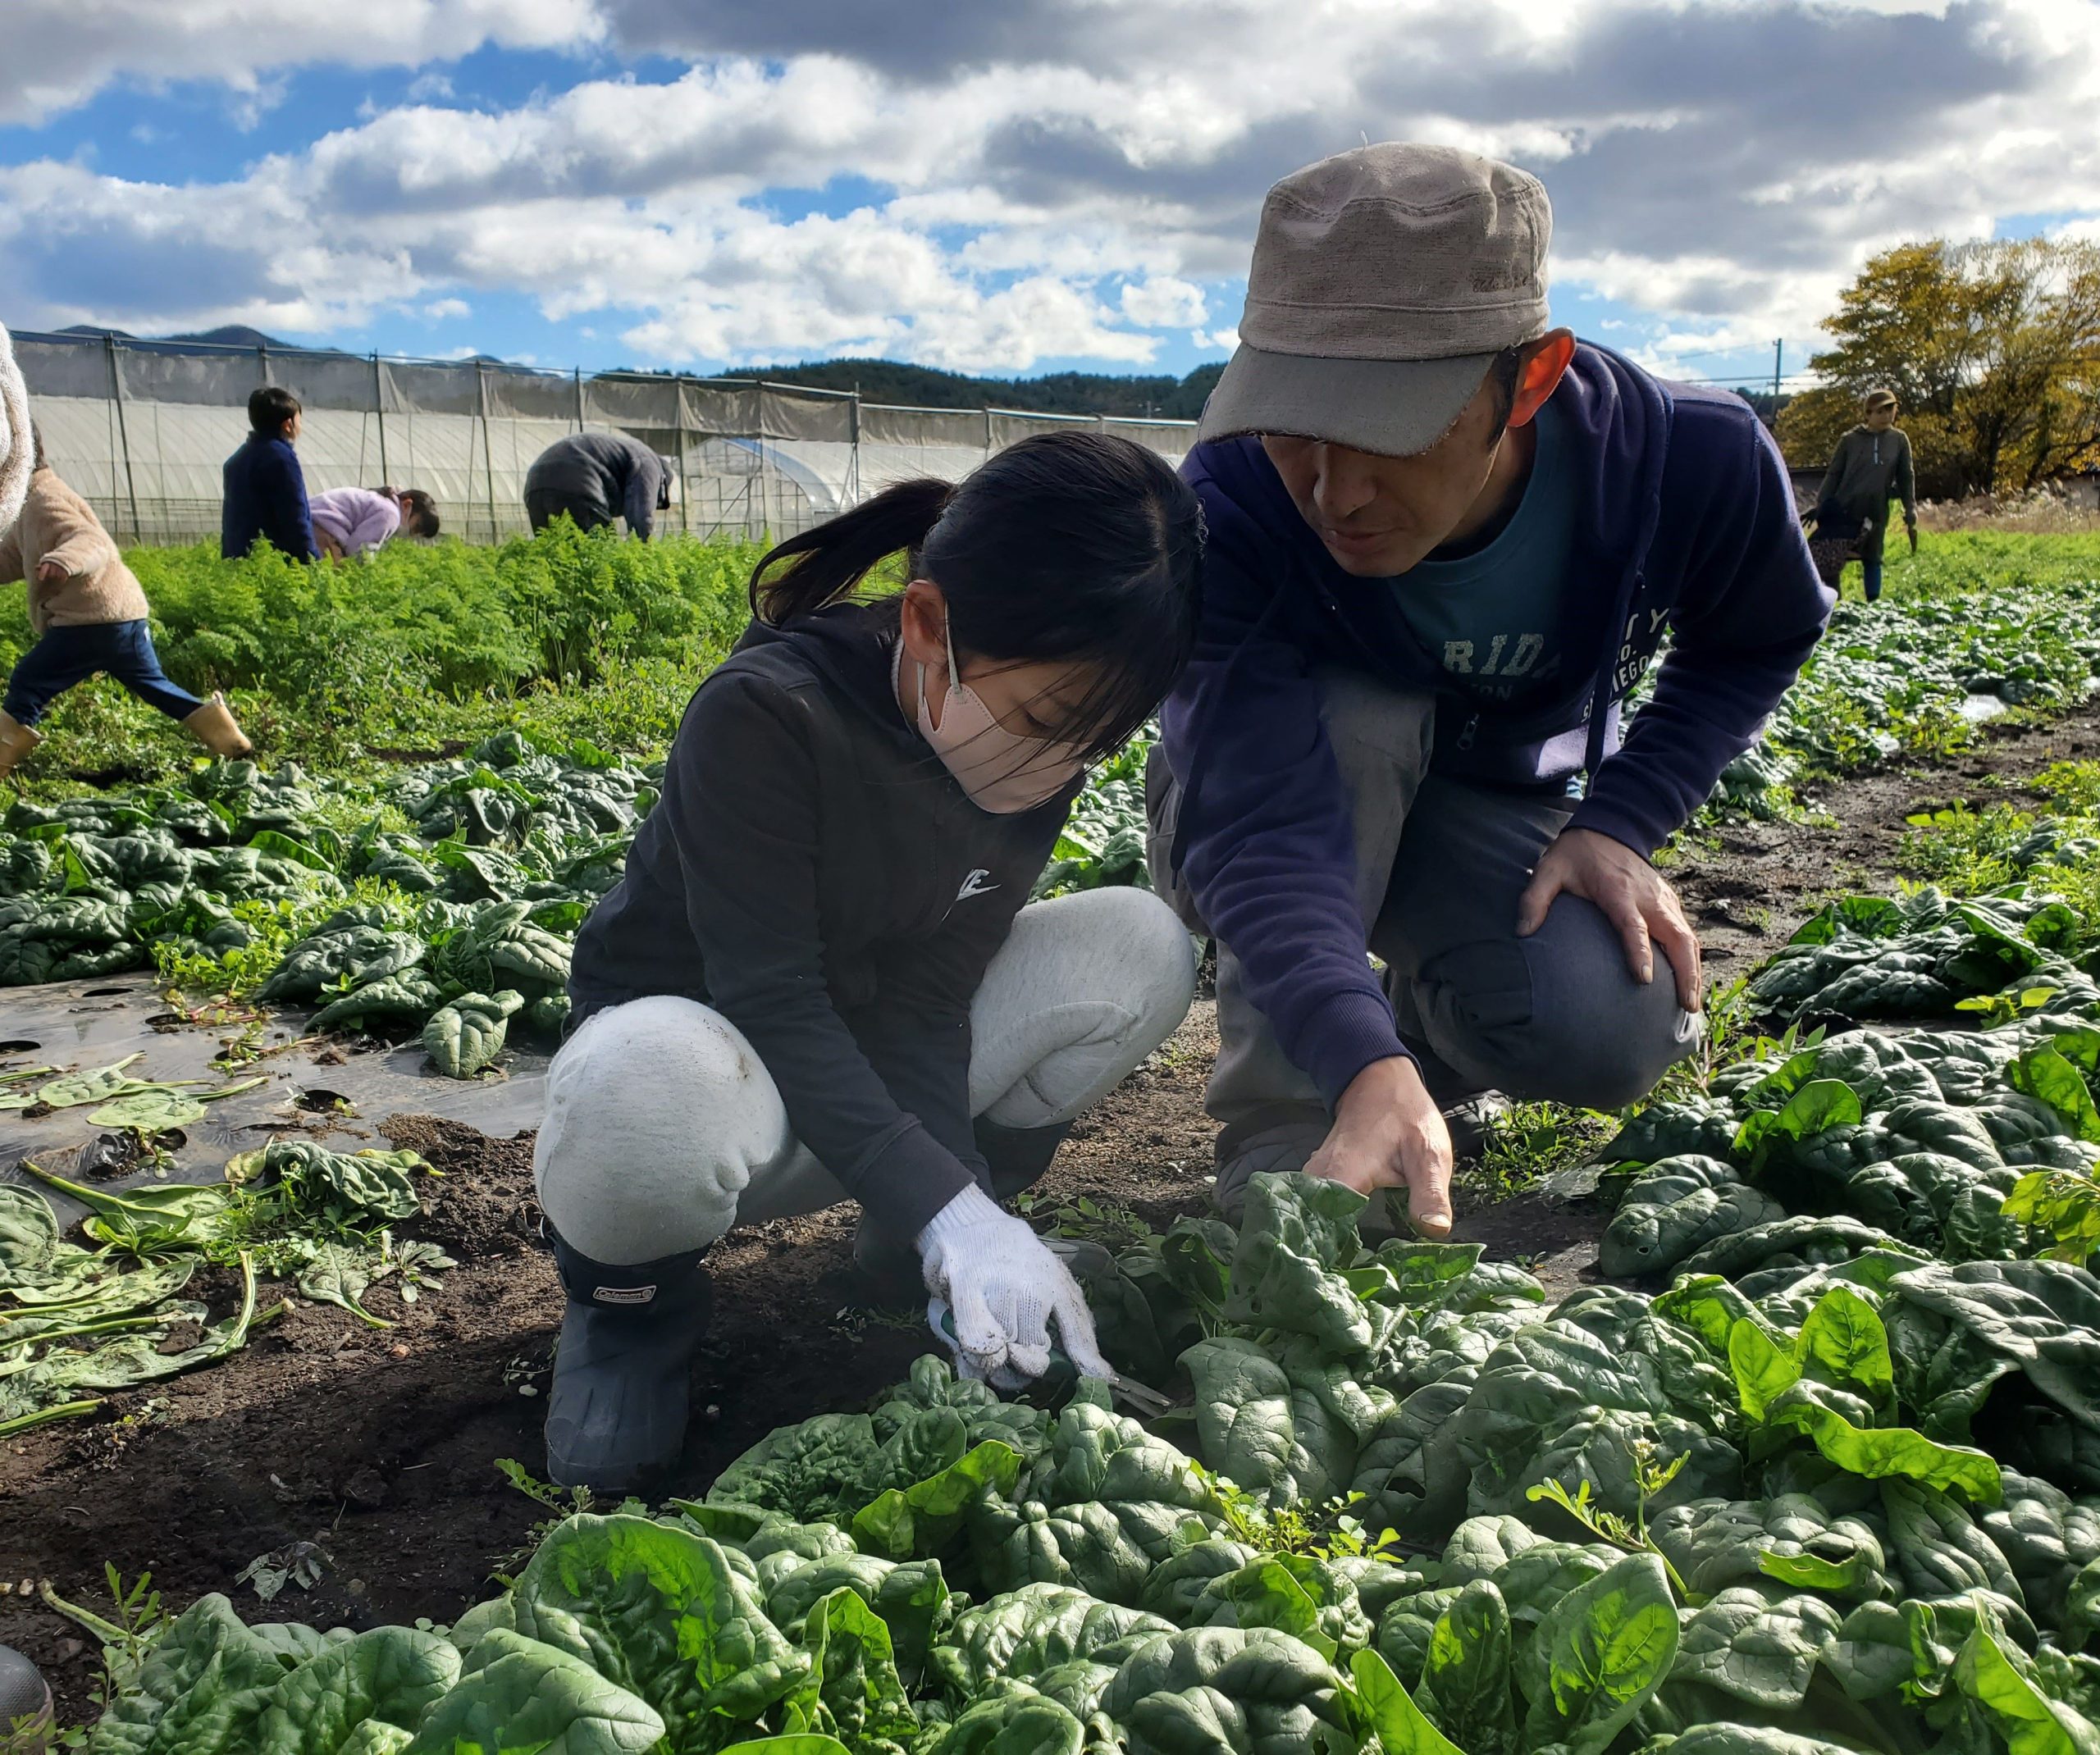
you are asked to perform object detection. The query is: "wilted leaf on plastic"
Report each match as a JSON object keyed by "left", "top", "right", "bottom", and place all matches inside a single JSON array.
[
  {"left": 88, "top": 1088, "right": 209, "bottom": 1131},
  {"left": 38, "top": 1055, "right": 148, "bottom": 1108},
  {"left": 0, "top": 1184, "right": 61, "bottom": 1278}
]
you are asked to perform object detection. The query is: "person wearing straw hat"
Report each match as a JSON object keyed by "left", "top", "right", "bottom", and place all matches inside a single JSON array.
[{"left": 1147, "top": 144, "right": 1833, "bottom": 1232}]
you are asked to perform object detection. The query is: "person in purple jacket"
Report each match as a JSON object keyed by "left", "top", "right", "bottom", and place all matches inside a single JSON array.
[
  {"left": 311, "top": 485, "right": 440, "bottom": 558},
  {"left": 1146, "top": 144, "right": 1833, "bottom": 1234}
]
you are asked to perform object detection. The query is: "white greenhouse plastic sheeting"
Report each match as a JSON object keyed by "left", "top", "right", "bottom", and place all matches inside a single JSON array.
[{"left": 10, "top": 330, "right": 1194, "bottom": 548}]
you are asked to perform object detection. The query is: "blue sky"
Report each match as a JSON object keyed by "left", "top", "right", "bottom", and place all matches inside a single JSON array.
[{"left": 3, "top": 0, "right": 2096, "bottom": 396}]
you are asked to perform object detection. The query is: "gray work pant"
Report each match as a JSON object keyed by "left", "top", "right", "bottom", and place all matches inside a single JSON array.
[
  {"left": 1147, "top": 672, "right": 1698, "bottom": 1204},
  {"left": 534, "top": 888, "right": 1198, "bottom": 1265}
]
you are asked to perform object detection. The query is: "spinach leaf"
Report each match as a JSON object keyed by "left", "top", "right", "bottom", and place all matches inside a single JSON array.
[
  {"left": 399, "top": 1628, "right": 664, "bottom": 1754},
  {"left": 1513, "top": 1552, "right": 1679, "bottom": 1755},
  {"left": 513, "top": 1513, "right": 811, "bottom": 1735}
]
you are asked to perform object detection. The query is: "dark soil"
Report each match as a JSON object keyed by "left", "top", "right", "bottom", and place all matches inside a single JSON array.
[
  {"left": 6, "top": 701, "right": 2098, "bottom": 1724},
  {"left": 1674, "top": 708, "right": 2100, "bottom": 978}
]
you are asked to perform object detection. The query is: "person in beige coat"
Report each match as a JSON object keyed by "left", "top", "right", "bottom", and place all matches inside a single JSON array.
[{"left": 1, "top": 426, "right": 251, "bottom": 778}]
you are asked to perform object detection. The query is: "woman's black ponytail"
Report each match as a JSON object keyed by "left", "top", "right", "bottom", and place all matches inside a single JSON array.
[
  {"left": 750, "top": 477, "right": 954, "bottom": 624},
  {"left": 747, "top": 430, "right": 1203, "bottom": 759}
]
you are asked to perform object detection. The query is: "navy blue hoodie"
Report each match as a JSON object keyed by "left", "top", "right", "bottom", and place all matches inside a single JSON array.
[
  {"left": 221, "top": 432, "right": 317, "bottom": 563},
  {"left": 1162, "top": 344, "right": 1831, "bottom": 1108}
]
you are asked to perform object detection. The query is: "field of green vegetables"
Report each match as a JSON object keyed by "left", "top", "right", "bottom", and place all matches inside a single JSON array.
[
  {"left": 1, "top": 531, "right": 2097, "bottom": 1074},
  {"left": 50, "top": 895, "right": 2100, "bottom": 1753},
  {"left": 0, "top": 522, "right": 762, "bottom": 778},
  {"left": 18, "top": 530, "right": 2100, "bottom": 1753}
]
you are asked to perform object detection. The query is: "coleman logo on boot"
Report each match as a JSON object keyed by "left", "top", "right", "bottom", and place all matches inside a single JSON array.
[{"left": 592, "top": 1283, "right": 656, "bottom": 1306}]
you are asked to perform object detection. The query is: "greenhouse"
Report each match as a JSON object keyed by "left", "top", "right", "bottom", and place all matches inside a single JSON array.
[{"left": 10, "top": 330, "right": 1197, "bottom": 547}]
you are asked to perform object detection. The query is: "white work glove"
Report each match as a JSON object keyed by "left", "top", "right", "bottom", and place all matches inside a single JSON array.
[{"left": 917, "top": 1183, "right": 1113, "bottom": 1385}]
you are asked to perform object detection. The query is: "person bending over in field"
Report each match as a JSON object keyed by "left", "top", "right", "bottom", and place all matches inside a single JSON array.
[
  {"left": 523, "top": 431, "right": 672, "bottom": 540},
  {"left": 1, "top": 425, "right": 252, "bottom": 779},
  {"left": 536, "top": 430, "right": 1205, "bottom": 1491},
  {"left": 311, "top": 485, "right": 441, "bottom": 558},
  {"left": 221, "top": 385, "right": 317, "bottom": 563},
  {"left": 1148, "top": 144, "right": 1833, "bottom": 1234},
  {"left": 1810, "top": 388, "right": 1917, "bottom": 603}
]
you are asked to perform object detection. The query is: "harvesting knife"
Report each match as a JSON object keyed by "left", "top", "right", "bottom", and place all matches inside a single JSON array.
[{"left": 926, "top": 1297, "right": 1174, "bottom": 1416}]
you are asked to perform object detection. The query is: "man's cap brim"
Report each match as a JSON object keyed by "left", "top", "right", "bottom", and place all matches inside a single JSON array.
[{"left": 1196, "top": 341, "right": 1500, "bottom": 458}]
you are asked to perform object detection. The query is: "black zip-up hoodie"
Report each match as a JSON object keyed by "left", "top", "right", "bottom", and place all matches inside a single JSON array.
[{"left": 569, "top": 606, "right": 1074, "bottom": 1238}]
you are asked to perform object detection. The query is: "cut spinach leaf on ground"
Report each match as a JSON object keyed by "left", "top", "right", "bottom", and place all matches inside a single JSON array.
[{"left": 1, "top": 1134, "right": 448, "bottom": 1432}]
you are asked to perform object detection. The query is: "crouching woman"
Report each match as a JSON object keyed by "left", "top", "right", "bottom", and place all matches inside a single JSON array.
[{"left": 534, "top": 431, "right": 1205, "bottom": 1490}]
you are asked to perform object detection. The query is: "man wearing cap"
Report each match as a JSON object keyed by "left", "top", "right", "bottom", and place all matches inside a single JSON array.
[{"left": 1148, "top": 144, "right": 1831, "bottom": 1235}]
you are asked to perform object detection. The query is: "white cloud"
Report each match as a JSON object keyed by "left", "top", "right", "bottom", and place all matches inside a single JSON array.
[
  {"left": 1120, "top": 276, "right": 1208, "bottom": 329},
  {"left": 2, "top": 0, "right": 601, "bottom": 125},
  {"left": 1, "top": 0, "right": 2096, "bottom": 373},
  {"left": 422, "top": 297, "right": 472, "bottom": 319}
]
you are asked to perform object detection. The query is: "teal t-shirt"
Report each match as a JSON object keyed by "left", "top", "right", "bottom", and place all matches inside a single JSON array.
[{"left": 1391, "top": 398, "right": 1578, "bottom": 706}]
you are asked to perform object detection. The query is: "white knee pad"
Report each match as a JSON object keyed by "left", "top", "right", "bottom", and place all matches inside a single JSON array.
[
  {"left": 974, "top": 888, "right": 1197, "bottom": 1128},
  {"left": 1071, "top": 885, "right": 1198, "bottom": 1056},
  {"left": 533, "top": 996, "right": 790, "bottom": 1265}
]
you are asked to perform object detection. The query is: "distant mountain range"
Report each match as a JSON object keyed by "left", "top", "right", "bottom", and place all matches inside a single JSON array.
[
  {"left": 57, "top": 322, "right": 304, "bottom": 349},
  {"left": 47, "top": 325, "right": 1226, "bottom": 420},
  {"left": 690, "top": 358, "right": 1226, "bottom": 421}
]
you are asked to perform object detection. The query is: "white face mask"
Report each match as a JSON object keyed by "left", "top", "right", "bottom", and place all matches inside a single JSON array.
[{"left": 902, "top": 619, "right": 1091, "bottom": 814}]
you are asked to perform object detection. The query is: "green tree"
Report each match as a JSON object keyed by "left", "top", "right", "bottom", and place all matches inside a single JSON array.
[{"left": 1779, "top": 238, "right": 2100, "bottom": 499}]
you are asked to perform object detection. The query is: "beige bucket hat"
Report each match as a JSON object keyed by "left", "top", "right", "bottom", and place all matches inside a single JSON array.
[{"left": 1200, "top": 143, "right": 1553, "bottom": 458}]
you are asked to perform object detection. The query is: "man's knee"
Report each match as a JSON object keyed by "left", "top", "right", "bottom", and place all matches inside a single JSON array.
[
  {"left": 1421, "top": 899, "right": 1696, "bottom": 1110},
  {"left": 533, "top": 996, "right": 785, "bottom": 1262}
]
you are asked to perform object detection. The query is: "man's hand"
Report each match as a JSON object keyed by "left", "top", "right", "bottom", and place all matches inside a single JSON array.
[
  {"left": 1304, "top": 1055, "right": 1454, "bottom": 1237},
  {"left": 1518, "top": 827, "right": 1702, "bottom": 1014},
  {"left": 316, "top": 530, "right": 346, "bottom": 560},
  {"left": 1907, "top": 525, "right": 1919, "bottom": 554},
  {"left": 33, "top": 558, "right": 66, "bottom": 586}
]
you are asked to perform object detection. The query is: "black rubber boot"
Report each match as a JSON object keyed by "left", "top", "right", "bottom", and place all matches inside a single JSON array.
[
  {"left": 1441, "top": 1091, "right": 1512, "bottom": 1161},
  {"left": 0, "top": 1643, "right": 52, "bottom": 1749},
  {"left": 545, "top": 1233, "right": 712, "bottom": 1495},
  {"left": 975, "top": 1118, "right": 1073, "bottom": 1201}
]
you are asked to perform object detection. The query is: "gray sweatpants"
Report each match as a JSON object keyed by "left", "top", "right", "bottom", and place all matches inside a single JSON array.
[
  {"left": 534, "top": 887, "right": 1198, "bottom": 1265},
  {"left": 1148, "top": 671, "right": 1698, "bottom": 1204}
]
